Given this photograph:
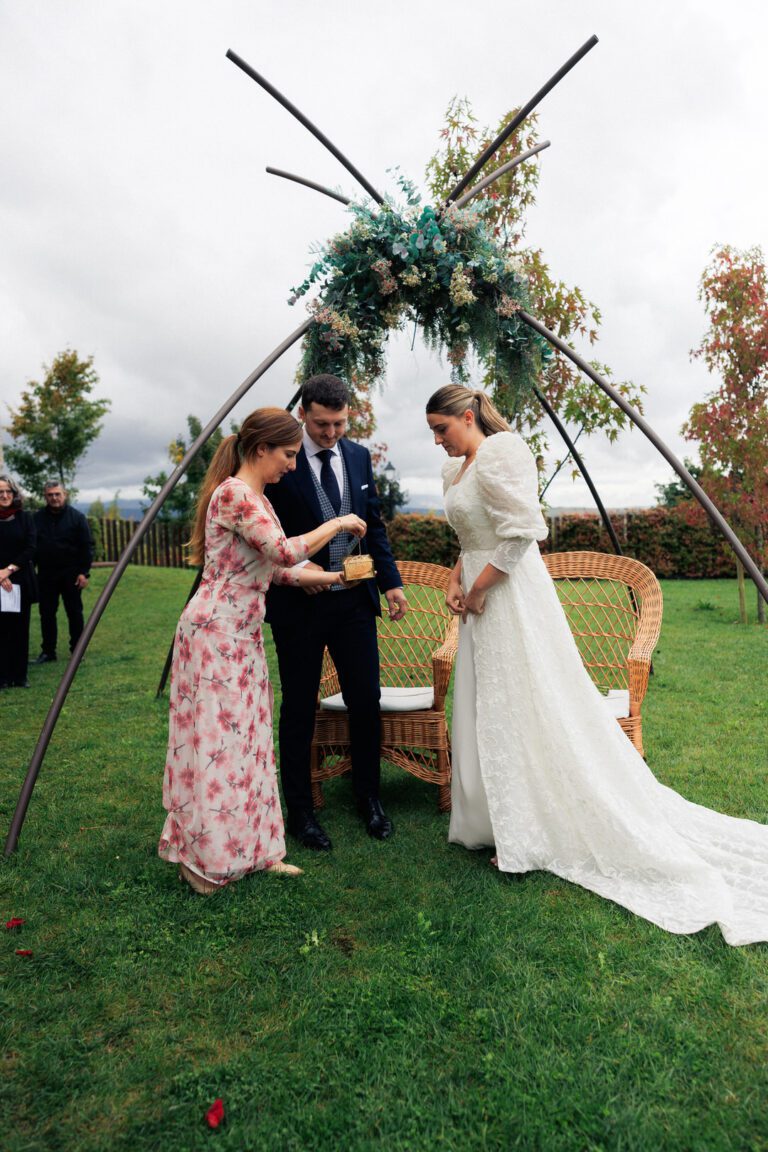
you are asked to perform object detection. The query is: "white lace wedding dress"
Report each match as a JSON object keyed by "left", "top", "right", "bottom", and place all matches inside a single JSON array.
[{"left": 444, "top": 431, "right": 768, "bottom": 946}]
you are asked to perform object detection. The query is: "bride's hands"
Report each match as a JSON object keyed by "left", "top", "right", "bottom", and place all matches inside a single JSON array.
[
  {"left": 446, "top": 578, "right": 464, "bottom": 616},
  {"left": 461, "top": 585, "right": 487, "bottom": 622}
]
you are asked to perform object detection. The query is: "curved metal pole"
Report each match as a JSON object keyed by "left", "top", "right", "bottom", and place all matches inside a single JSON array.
[
  {"left": 4, "top": 320, "right": 312, "bottom": 857},
  {"left": 266, "top": 166, "right": 351, "bottom": 206},
  {"left": 453, "top": 141, "right": 551, "bottom": 210},
  {"left": 155, "top": 566, "right": 202, "bottom": 698},
  {"left": 226, "top": 49, "right": 384, "bottom": 205},
  {"left": 539, "top": 425, "right": 584, "bottom": 499},
  {"left": 521, "top": 310, "right": 768, "bottom": 605},
  {"left": 447, "top": 35, "right": 598, "bottom": 203},
  {"left": 533, "top": 386, "right": 623, "bottom": 556}
]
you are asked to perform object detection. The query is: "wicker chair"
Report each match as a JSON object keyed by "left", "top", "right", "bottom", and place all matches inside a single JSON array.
[
  {"left": 542, "top": 551, "right": 663, "bottom": 756},
  {"left": 310, "top": 561, "right": 458, "bottom": 812}
]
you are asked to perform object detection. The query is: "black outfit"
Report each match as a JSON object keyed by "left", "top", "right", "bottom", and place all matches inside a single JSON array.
[
  {"left": 265, "top": 438, "right": 402, "bottom": 820},
  {"left": 33, "top": 504, "right": 94, "bottom": 659},
  {"left": 0, "top": 512, "right": 37, "bottom": 686}
]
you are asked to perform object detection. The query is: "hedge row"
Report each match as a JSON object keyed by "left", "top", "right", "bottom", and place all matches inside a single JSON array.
[{"left": 388, "top": 506, "right": 743, "bottom": 579}]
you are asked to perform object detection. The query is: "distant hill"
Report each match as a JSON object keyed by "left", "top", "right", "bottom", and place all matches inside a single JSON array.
[{"left": 74, "top": 499, "right": 147, "bottom": 521}]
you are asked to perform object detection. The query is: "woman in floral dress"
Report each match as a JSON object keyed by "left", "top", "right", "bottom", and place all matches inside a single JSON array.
[{"left": 159, "top": 407, "right": 366, "bottom": 894}]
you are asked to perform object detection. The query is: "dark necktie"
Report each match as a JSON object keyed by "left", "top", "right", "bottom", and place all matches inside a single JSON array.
[{"left": 317, "top": 449, "right": 342, "bottom": 514}]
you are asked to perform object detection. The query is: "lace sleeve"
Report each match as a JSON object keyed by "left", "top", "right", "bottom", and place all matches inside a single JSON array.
[
  {"left": 215, "top": 481, "right": 309, "bottom": 568},
  {"left": 476, "top": 433, "right": 548, "bottom": 572}
]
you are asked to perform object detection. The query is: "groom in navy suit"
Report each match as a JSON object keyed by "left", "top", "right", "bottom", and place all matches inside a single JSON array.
[{"left": 265, "top": 374, "right": 408, "bottom": 849}]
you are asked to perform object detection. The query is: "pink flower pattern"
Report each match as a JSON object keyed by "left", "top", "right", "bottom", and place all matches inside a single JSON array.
[{"left": 158, "top": 476, "right": 308, "bottom": 883}]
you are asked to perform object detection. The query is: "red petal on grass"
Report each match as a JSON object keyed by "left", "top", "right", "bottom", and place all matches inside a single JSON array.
[
  {"left": 14, "top": 950, "right": 33, "bottom": 957},
  {"left": 205, "top": 1098, "right": 225, "bottom": 1129},
  {"left": 5, "top": 918, "right": 26, "bottom": 930}
]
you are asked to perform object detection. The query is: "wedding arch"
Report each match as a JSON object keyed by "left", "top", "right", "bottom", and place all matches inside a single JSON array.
[{"left": 5, "top": 35, "right": 767, "bottom": 856}]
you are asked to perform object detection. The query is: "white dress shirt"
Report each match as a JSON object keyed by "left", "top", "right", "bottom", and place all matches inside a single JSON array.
[{"left": 303, "top": 429, "right": 346, "bottom": 498}]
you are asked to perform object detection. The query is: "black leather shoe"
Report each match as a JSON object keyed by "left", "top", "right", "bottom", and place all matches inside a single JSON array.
[
  {"left": 287, "top": 811, "right": 332, "bottom": 852},
  {"left": 359, "top": 797, "right": 393, "bottom": 840},
  {"left": 33, "top": 653, "right": 56, "bottom": 665}
]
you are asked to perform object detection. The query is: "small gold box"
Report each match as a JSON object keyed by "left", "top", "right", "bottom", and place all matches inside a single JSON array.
[{"left": 342, "top": 553, "right": 376, "bottom": 581}]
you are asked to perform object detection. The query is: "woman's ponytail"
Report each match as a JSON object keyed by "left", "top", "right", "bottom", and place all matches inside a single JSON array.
[
  {"left": 426, "top": 384, "right": 509, "bottom": 436},
  {"left": 187, "top": 435, "right": 240, "bottom": 565}
]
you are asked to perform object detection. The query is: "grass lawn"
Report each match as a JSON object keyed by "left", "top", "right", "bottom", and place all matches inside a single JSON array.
[{"left": 1, "top": 569, "right": 767, "bottom": 1152}]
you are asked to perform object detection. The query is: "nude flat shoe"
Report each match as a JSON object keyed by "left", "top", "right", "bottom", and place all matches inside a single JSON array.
[
  {"left": 179, "top": 863, "right": 221, "bottom": 895},
  {"left": 267, "top": 860, "right": 304, "bottom": 876}
]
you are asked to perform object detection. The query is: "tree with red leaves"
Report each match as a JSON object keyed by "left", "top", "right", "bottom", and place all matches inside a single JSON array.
[{"left": 684, "top": 245, "right": 768, "bottom": 623}]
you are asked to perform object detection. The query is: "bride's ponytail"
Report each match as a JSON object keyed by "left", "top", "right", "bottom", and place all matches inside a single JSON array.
[{"left": 426, "top": 384, "right": 509, "bottom": 436}]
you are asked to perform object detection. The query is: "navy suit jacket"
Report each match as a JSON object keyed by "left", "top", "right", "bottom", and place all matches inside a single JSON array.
[{"left": 264, "top": 438, "right": 402, "bottom": 627}]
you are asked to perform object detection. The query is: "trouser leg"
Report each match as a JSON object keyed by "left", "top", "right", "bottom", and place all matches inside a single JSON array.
[
  {"left": 12, "top": 599, "right": 31, "bottom": 682},
  {"left": 38, "top": 578, "right": 59, "bottom": 657},
  {"left": 60, "top": 581, "right": 85, "bottom": 652},
  {"left": 326, "top": 602, "right": 381, "bottom": 803},
  {"left": 270, "top": 623, "right": 327, "bottom": 816}
]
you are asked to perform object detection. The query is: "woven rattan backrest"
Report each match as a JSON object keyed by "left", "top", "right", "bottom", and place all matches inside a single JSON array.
[
  {"left": 376, "top": 561, "right": 454, "bottom": 689},
  {"left": 317, "top": 560, "right": 454, "bottom": 695},
  {"left": 543, "top": 551, "right": 663, "bottom": 692}
]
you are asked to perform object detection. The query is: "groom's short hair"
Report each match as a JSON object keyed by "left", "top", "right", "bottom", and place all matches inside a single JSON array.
[{"left": 301, "top": 374, "right": 349, "bottom": 411}]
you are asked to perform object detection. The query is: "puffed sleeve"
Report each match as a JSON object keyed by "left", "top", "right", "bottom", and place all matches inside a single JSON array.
[
  {"left": 475, "top": 432, "right": 548, "bottom": 573},
  {"left": 441, "top": 458, "right": 462, "bottom": 494},
  {"left": 215, "top": 482, "right": 309, "bottom": 568}
]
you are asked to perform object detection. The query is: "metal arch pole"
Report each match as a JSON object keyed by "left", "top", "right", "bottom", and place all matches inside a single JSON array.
[
  {"left": 452, "top": 141, "right": 551, "bottom": 210},
  {"left": 447, "top": 35, "right": 598, "bottom": 203},
  {"left": 520, "top": 310, "right": 768, "bottom": 605},
  {"left": 533, "top": 385, "right": 624, "bottom": 556},
  {"left": 155, "top": 382, "right": 304, "bottom": 697},
  {"left": 226, "top": 50, "right": 384, "bottom": 205},
  {"left": 154, "top": 566, "right": 202, "bottom": 698},
  {"left": 4, "top": 319, "right": 312, "bottom": 857},
  {"left": 266, "top": 167, "right": 351, "bottom": 206}
]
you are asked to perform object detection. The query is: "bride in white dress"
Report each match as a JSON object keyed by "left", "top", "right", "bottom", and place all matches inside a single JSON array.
[{"left": 426, "top": 384, "right": 768, "bottom": 946}]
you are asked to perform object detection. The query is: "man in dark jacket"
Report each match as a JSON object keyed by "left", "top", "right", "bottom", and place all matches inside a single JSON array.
[
  {"left": 265, "top": 374, "right": 408, "bottom": 850},
  {"left": 33, "top": 482, "right": 94, "bottom": 663}
]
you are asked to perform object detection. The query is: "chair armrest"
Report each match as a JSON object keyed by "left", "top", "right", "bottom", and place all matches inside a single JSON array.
[
  {"left": 316, "top": 650, "right": 341, "bottom": 702},
  {"left": 432, "top": 618, "right": 459, "bottom": 709},
  {"left": 626, "top": 650, "right": 651, "bottom": 717}
]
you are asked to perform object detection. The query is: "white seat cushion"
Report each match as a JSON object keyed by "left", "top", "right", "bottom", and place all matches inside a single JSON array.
[
  {"left": 320, "top": 686, "right": 435, "bottom": 713},
  {"left": 602, "top": 689, "right": 630, "bottom": 719}
]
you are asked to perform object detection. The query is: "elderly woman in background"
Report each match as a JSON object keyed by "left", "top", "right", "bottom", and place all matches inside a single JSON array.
[{"left": 0, "top": 475, "right": 37, "bottom": 689}]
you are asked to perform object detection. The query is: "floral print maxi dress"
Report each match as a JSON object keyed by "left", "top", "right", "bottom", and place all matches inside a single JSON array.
[{"left": 158, "top": 476, "right": 307, "bottom": 884}]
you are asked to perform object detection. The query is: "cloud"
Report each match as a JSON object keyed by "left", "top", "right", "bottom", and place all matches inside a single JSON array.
[{"left": 2, "top": 0, "right": 766, "bottom": 510}]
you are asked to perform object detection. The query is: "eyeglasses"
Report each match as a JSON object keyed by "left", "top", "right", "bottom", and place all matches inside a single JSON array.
[{"left": 0, "top": 489, "right": 13, "bottom": 496}]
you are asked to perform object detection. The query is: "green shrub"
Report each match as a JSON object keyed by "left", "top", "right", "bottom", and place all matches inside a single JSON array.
[
  {"left": 390, "top": 505, "right": 736, "bottom": 578},
  {"left": 388, "top": 513, "right": 460, "bottom": 567}
]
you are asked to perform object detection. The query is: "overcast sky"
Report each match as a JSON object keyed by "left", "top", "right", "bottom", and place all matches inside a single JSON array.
[{"left": 2, "top": 0, "right": 767, "bottom": 511}]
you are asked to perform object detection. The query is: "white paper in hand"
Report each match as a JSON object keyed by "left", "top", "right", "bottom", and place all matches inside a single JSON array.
[{"left": 0, "top": 584, "right": 21, "bottom": 613}]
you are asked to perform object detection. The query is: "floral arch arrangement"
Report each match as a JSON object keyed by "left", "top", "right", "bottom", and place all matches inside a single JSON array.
[{"left": 290, "top": 178, "right": 551, "bottom": 415}]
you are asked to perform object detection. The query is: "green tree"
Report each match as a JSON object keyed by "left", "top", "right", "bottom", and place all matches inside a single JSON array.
[
  {"left": 376, "top": 468, "right": 408, "bottom": 522},
  {"left": 684, "top": 244, "right": 768, "bottom": 624},
  {"left": 142, "top": 416, "right": 224, "bottom": 524},
  {"left": 105, "top": 491, "right": 122, "bottom": 520},
  {"left": 5, "top": 349, "right": 111, "bottom": 501},
  {"left": 654, "top": 459, "right": 706, "bottom": 508},
  {"left": 425, "top": 98, "right": 645, "bottom": 456},
  {"left": 87, "top": 496, "right": 106, "bottom": 519}
]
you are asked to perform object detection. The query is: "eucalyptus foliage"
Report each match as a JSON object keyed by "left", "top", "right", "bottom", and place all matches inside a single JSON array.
[{"left": 290, "top": 175, "right": 551, "bottom": 414}]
